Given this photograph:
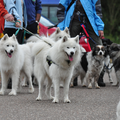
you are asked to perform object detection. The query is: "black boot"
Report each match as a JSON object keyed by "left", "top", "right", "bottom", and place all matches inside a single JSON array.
[
  {"left": 98, "top": 68, "right": 106, "bottom": 87},
  {"left": 73, "top": 77, "right": 78, "bottom": 86}
]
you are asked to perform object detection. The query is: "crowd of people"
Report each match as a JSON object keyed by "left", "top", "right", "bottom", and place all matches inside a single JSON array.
[{"left": 0, "top": 0, "right": 106, "bottom": 87}]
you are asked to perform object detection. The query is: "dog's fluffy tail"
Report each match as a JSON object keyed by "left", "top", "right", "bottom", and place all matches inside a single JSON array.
[
  {"left": 116, "top": 100, "right": 120, "bottom": 120},
  {"left": 26, "top": 34, "right": 42, "bottom": 43},
  {"left": 32, "top": 37, "right": 55, "bottom": 57}
]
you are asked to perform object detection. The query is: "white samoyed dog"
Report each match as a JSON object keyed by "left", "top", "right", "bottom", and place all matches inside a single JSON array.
[
  {"left": 26, "top": 27, "right": 70, "bottom": 43},
  {"left": 0, "top": 34, "right": 34, "bottom": 95},
  {"left": 32, "top": 35, "right": 81, "bottom": 103}
]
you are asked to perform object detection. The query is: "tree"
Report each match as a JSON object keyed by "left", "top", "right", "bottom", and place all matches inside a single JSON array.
[{"left": 101, "top": 0, "right": 120, "bottom": 43}]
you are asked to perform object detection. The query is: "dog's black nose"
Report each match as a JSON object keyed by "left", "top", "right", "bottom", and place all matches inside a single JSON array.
[
  {"left": 70, "top": 52, "right": 74, "bottom": 56},
  {"left": 99, "top": 52, "right": 102, "bottom": 55},
  {"left": 10, "top": 50, "right": 13, "bottom": 53}
]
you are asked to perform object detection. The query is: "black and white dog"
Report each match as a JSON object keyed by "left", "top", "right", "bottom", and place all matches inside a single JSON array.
[
  {"left": 108, "top": 43, "right": 120, "bottom": 86},
  {"left": 98, "top": 38, "right": 113, "bottom": 86},
  {"left": 71, "top": 45, "right": 107, "bottom": 88}
]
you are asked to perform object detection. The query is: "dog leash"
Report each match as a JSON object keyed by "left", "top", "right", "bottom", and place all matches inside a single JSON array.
[{"left": 10, "top": 20, "right": 52, "bottom": 47}]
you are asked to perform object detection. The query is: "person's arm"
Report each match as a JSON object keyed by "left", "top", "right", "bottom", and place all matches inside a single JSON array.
[
  {"left": 57, "top": 0, "right": 72, "bottom": 23},
  {"left": 0, "top": 2, "right": 8, "bottom": 17},
  {"left": 4, "top": 0, "right": 21, "bottom": 27},
  {"left": 95, "top": 0, "right": 104, "bottom": 39},
  {"left": 3, "top": 13, "right": 14, "bottom": 21},
  {"left": 35, "top": 0, "right": 42, "bottom": 22},
  {"left": 96, "top": 0, "right": 102, "bottom": 19},
  {"left": 57, "top": 3, "right": 66, "bottom": 23},
  {"left": 0, "top": 1, "right": 14, "bottom": 21}
]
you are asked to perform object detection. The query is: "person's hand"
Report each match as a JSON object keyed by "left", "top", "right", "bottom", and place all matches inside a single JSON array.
[
  {"left": 3, "top": 13, "right": 14, "bottom": 21},
  {"left": 98, "top": 30, "right": 104, "bottom": 39},
  {"left": 15, "top": 20, "right": 21, "bottom": 27}
]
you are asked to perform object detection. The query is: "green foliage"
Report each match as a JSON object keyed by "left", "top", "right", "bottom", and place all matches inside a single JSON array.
[{"left": 101, "top": 0, "right": 120, "bottom": 43}]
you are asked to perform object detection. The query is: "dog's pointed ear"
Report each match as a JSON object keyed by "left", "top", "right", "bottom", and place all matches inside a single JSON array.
[
  {"left": 56, "top": 27, "right": 61, "bottom": 34},
  {"left": 64, "top": 27, "right": 70, "bottom": 35},
  {"left": 62, "top": 36, "right": 68, "bottom": 42},
  {"left": 74, "top": 35, "right": 79, "bottom": 44},
  {"left": 1, "top": 34, "right": 9, "bottom": 41},
  {"left": 12, "top": 34, "right": 17, "bottom": 41}
]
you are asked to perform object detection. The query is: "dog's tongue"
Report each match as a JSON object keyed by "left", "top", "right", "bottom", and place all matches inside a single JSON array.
[
  {"left": 68, "top": 56, "right": 73, "bottom": 61},
  {"left": 7, "top": 53, "right": 12, "bottom": 58}
]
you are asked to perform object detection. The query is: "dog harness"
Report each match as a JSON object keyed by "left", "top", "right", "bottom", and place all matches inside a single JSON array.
[
  {"left": 46, "top": 56, "right": 71, "bottom": 67},
  {"left": 46, "top": 56, "right": 58, "bottom": 66}
]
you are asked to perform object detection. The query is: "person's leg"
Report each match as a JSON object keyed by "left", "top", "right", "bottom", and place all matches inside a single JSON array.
[
  {"left": 70, "top": 21, "right": 82, "bottom": 86},
  {"left": 3, "top": 28, "right": 16, "bottom": 37},
  {"left": 16, "top": 30, "right": 24, "bottom": 44},
  {"left": 4, "top": 28, "right": 24, "bottom": 44},
  {"left": 70, "top": 21, "right": 82, "bottom": 37},
  {"left": 26, "top": 22, "right": 38, "bottom": 39},
  {"left": 85, "top": 20, "right": 102, "bottom": 49}
]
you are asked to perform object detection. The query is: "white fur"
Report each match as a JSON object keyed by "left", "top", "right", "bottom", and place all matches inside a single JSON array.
[
  {"left": 116, "top": 100, "right": 120, "bottom": 120},
  {"left": 0, "top": 34, "right": 34, "bottom": 95},
  {"left": 50, "top": 27, "right": 70, "bottom": 41},
  {"left": 104, "top": 56, "right": 113, "bottom": 83},
  {"left": 26, "top": 27, "right": 70, "bottom": 43},
  {"left": 32, "top": 35, "right": 80, "bottom": 103}
]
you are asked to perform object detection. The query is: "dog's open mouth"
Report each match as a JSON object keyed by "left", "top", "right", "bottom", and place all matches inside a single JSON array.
[
  {"left": 66, "top": 53, "right": 73, "bottom": 61},
  {"left": 5, "top": 50, "right": 12, "bottom": 58}
]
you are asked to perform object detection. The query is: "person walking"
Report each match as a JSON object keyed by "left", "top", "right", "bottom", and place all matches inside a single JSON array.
[
  {"left": 24, "top": 0, "right": 42, "bottom": 39},
  {"left": 57, "top": 0, "right": 105, "bottom": 87}
]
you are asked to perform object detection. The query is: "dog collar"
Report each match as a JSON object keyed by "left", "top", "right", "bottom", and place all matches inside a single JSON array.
[
  {"left": 104, "top": 63, "right": 113, "bottom": 70},
  {"left": 46, "top": 56, "right": 71, "bottom": 68},
  {"left": 46, "top": 56, "right": 58, "bottom": 66}
]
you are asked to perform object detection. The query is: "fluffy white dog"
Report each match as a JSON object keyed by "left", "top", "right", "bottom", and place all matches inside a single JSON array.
[
  {"left": 0, "top": 34, "right": 34, "bottom": 95},
  {"left": 32, "top": 35, "right": 80, "bottom": 103}
]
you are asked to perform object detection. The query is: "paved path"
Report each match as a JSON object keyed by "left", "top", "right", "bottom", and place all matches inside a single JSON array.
[{"left": 0, "top": 68, "right": 119, "bottom": 120}]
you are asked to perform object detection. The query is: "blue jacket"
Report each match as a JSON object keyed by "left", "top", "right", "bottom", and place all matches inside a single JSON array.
[
  {"left": 57, "top": 0, "right": 104, "bottom": 36},
  {"left": 4, "top": 0, "right": 27, "bottom": 29},
  {"left": 24, "top": 0, "right": 42, "bottom": 25}
]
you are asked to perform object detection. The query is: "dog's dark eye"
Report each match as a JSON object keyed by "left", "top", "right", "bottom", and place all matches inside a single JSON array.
[
  {"left": 7, "top": 45, "right": 9, "bottom": 47},
  {"left": 59, "top": 36, "right": 62, "bottom": 39},
  {"left": 12, "top": 45, "right": 14, "bottom": 47},
  {"left": 67, "top": 47, "right": 69, "bottom": 49},
  {"left": 73, "top": 47, "right": 75, "bottom": 49}
]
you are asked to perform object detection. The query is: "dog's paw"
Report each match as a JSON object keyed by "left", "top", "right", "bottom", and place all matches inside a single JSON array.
[
  {"left": 28, "top": 87, "right": 34, "bottom": 93},
  {"left": 96, "top": 86, "right": 100, "bottom": 89},
  {"left": 88, "top": 83, "right": 92, "bottom": 89},
  {"left": 47, "top": 95, "right": 54, "bottom": 100},
  {"left": 8, "top": 91, "right": 17, "bottom": 96},
  {"left": 0, "top": 90, "right": 4, "bottom": 95},
  {"left": 22, "top": 84, "right": 28, "bottom": 87},
  {"left": 82, "top": 84, "right": 86, "bottom": 87},
  {"left": 64, "top": 99, "right": 71, "bottom": 103},
  {"left": 52, "top": 98, "right": 59, "bottom": 103},
  {"left": 109, "top": 79, "right": 113, "bottom": 84},
  {"left": 70, "top": 84, "right": 74, "bottom": 88},
  {"left": 36, "top": 96, "right": 42, "bottom": 101}
]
